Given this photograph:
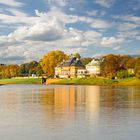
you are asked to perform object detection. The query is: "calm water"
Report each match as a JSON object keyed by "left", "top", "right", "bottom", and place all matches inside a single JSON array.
[{"left": 0, "top": 84, "right": 140, "bottom": 140}]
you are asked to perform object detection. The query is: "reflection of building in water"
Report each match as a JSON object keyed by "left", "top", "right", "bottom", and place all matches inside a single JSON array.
[
  {"left": 40, "top": 86, "right": 100, "bottom": 128},
  {"left": 85, "top": 86, "right": 100, "bottom": 120}
]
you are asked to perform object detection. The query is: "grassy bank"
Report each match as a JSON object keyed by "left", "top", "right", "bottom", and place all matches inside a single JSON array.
[
  {"left": 117, "top": 77, "right": 140, "bottom": 86},
  {"left": 47, "top": 77, "right": 140, "bottom": 86},
  {"left": 0, "top": 77, "right": 140, "bottom": 86},
  {"left": 0, "top": 78, "right": 42, "bottom": 84},
  {"left": 47, "top": 77, "right": 115, "bottom": 86}
]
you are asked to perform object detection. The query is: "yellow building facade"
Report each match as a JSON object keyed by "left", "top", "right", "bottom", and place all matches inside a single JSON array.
[{"left": 55, "top": 56, "right": 85, "bottom": 78}]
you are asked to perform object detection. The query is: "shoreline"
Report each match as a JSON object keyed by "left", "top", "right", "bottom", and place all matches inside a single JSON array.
[
  {"left": 46, "top": 77, "right": 140, "bottom": 87},
  {"left": 0, "top": 77, "right": 140, "bottom": 86}
]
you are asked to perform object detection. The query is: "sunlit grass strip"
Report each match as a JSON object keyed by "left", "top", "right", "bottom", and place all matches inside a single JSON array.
[
  {"left": 47, "top": 77, "right": 140, "bottom": 86},
  {"left": 47, "top": 77, "right": 114, "bottom": 86},
  {"left": 0, "top": 78, "right": 42, "bottom": 84}
]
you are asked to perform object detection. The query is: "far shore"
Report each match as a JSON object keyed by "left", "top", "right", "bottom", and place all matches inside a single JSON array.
[
  {"left": 0, "top": 77, "right": 140, "bottom": 86},
  {"left": 0, "top": 78, "right": 42, "bottom": 84},
  {"left": 46, "top": 77, "right": 140, "bottom": 86}
]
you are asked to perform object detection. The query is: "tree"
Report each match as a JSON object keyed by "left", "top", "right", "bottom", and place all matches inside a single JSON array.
[
  {"left": 9, "top": 65, "right": 19, "bottom": 77},
  {"left": 101, "top": 54, "right": 120, "bottom": 78},
  {"left": 74, "top": 53, "right": 81, "bottom": 59},
  {"left": 136, "top": 71, "right": 140, "bottom": 80},
  {"left": 40, "top": 50, "right": 68, "bottom": 76},
  {"left": 19, "top": 61, "right": 41, "bottom": 76},
  {"left": 19, "top": 63, "right": 30, "bottom": 76},
  {"left": 81, "top": 57, "right": 92, "bottom": 65},
  {"left": 135, "top": 58, "right": 140, "bottom": 74},
  {"left": 126, "top": 58, "right": 136, "bottom": 69},
  {"left": 117, "top": 70, "right": 128, "bottom": 79}
]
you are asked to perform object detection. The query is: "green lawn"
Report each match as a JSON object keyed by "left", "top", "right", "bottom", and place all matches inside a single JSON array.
[
  {"left": 0, "top": 78, "right": 42, "bottom": 84},
  {"left": 117, "top": 77, "right": 140, "bottom": 86},
  {"left": 1, "top": 77, "right": 140, "bottom": 86},
  {"left": 47, "top": 77, "right": 140, "bottom": 86},
  {"left": 47, "top": 77, "right": 115, "bottom": 86}
]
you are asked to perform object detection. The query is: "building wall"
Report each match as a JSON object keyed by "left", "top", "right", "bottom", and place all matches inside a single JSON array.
[
  {"left": 55, "top": 66, "right": 85, "bottom": 78},
  {"left": 86, "top": 65, "right": 100, "bottom": 75}
]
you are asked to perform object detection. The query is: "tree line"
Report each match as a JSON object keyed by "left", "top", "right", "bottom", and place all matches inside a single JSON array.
[{"left": 0, "top": 50, "right": 140, "bottom": 80}]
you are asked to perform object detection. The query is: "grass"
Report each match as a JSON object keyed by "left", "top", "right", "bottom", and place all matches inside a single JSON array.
[
  {"left": 47, "top": 77, "right": 140, "bottom": 86},
  {"left": 47, "top": 77, "right": 115, "bottom": 86},
  {"left": 0, "top": 78, "right": 42, "bottom": 84},
  {"left": 0, "top": 77, "right": 140, "bottom": 86},
  {"left": 117, "top": 77, "right": 140, "bottom": 86}
]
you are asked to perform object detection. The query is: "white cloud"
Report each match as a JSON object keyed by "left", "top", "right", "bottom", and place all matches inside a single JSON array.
[
  {"left": 113, "top": 15, "right": 140, "bottom": 24},
  {"left": 113, "top": 46, "right": 121, "bottom": 50},
  {"left": 0, "top": 8, "right": 103, "bottom": 63},
  {"left": 44, "top": 0, "right": 67, "bottom": 7},
  {"left": 8, "top": 9, "right": 29, "bottom": 17},
  {"left": 0, "top": 13, "right": 38, "bottom": 25},
  {"left": 69, "top": 8, "right": 75, "bottom": 11},
  {"left": 87, "top": 10, "right": 98, "bottom": 16},
  {"left": 91, "top": 19, "right": 111, "bottom": 29},
  {"left": 116, "top": 22, "right": 138, "bottom": 31},
  {"left": 0, "top": 0, "right": 24, "bottom": 7},
  {"left": 117, "top": 30, "right": 139, "bottom": 39},
  {"left": 94, "top": 0, "right": 115, "bottom": 8},
  {"left": 101, "top": 37, "right": 124, "bottom": 46}
]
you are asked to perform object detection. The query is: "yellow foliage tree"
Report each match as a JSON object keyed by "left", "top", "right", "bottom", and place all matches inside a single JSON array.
[{"left": 40, "top": 50, "right": 68, "bottom": 76}]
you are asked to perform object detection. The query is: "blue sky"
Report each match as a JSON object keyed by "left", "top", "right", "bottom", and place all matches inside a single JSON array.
[{"left": 0, "top": 0, "right": 140, "bottom": 64}]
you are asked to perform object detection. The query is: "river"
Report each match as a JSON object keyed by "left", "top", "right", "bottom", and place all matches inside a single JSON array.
[{"left": 0, "top": 84, "right": 140, "bottom": 140}]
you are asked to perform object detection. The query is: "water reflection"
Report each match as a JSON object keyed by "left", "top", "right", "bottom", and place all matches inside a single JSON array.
[{"left": 0, "top": 85, "right": 140, "bottom": 140}]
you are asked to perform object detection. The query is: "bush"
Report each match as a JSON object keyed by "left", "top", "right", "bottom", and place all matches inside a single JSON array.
[{"left": 117, "top": 70, "right": 129, "bottom": 79}]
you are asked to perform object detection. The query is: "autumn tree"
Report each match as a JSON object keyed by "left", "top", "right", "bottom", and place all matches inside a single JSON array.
[
  {"left": 0, "top": 64, "right": 19, "bottom": 78},
  {"left": 101, "top": 54, "right": 120, "bottom": 78},
  {"left": 81, "top": 57, "right": 92, "bottom": 65},
  {"left": 135, "top": 58, "right": 140, "bottom": 73},
  {"left": 40, "top": 50, "right": 68, "bottom": 76}
]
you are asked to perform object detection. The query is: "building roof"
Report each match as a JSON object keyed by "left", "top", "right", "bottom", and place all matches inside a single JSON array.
[
  {"left": 86, "top": 58, "right": 101, "bottom": 66},
  {"left": 58, "top": 56, "right": 85, "bottom": 67}
]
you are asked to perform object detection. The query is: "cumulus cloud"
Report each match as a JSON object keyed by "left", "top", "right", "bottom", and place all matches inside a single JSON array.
[
  {"left": 0, "top": 8, "right": 104, "bottom": 63},
  {"left": 44, "top": 0, "right": 67, "bottom": 7},
  {"left": 113, "top": 15, "right": 140, "bottom": 24},
  {"left": 91, "top": 19, "right": 111, "bottom": 29},
  {"left": 94, "top": 0, "right": 115, "bottom": 8},
  {"left": 101, "top": 37, "right": 124, "bottom": 46},
  {"left": 116, "top": 22, "right": 138, "bottom": 31},
  {"left": 0, "top": 0, "right": 24, "bottom": 7}
]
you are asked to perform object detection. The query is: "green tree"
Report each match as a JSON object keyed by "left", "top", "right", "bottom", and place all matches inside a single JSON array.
[{"left": 117, "top": 70, "right": 129, "bottom": 79}]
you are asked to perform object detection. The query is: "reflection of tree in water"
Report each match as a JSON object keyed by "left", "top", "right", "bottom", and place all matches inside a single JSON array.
[{"left": 100, "top": 86, "right": 140, "bottom": 108}]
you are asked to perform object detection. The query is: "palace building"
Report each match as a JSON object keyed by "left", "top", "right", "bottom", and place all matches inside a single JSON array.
[
  {"left": 86, "top": 58, "right": 101, "bottom": 75},
  {"left": 55, "top": 55, "right": 86, "bottom": 78}
]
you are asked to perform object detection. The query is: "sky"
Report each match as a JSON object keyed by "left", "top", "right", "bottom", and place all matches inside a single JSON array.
[{"left": 0, "top": 0, "right": 140, "bottom": 64}]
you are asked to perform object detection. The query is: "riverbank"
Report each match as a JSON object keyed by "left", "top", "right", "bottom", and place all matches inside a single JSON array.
[
  {"left": 0, "top": 77, "right": 140, "bottom": 86},
  {"left": 0, "top": 78, "right": 42, "bottom": 84},
  {"left": 46, "top": 77, "right": 140, "bottom": 86}
]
